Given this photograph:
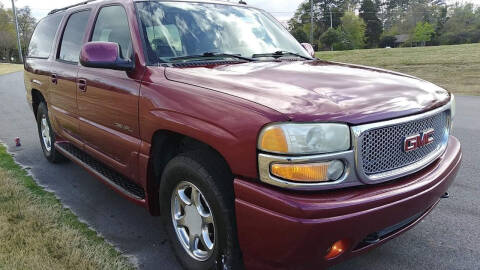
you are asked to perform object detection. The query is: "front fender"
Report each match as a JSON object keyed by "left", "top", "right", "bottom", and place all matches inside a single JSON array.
[{"left": 139, "top": 67, "right": 287, "bottom": 178}]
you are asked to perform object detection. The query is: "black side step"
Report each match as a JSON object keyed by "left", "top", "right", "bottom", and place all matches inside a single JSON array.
[{"left": 55, "top": 142, "right": 146, "bottom": 201}]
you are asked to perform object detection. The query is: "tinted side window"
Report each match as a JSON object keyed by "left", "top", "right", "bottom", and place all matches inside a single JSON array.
[
  {"left": 58, "top": 10, "right": 91, "bottom": 63},
  {"left": 28, "top": 14, "right": 63, "bottom": 58},
  {"left": 92, "top": 6, "right": 132, "bottom": 60}
]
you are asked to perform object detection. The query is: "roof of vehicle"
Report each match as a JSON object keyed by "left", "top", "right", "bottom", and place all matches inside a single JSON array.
[{"left": 48, "top": 0, "right": 250, "bottom": 16}]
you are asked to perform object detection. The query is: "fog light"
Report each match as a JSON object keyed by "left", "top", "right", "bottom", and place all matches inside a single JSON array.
[
  {"left": 325, "top": 239, "right": 349, "bottom": 260},
  {"left": 270, "top": 160, "right": 345, "bottom": 183}
]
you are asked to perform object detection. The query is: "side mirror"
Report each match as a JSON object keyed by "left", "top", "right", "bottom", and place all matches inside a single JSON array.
[
  {"left": 80, "top": 42, "right": 134, "bottom": 71},
  {"left": 301, "top": 43, "right": 315, "bottom": 58}
]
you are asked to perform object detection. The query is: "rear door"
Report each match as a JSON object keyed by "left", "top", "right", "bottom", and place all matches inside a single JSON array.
[
  {"left": 49, "top": 10, "right": 91, "bottom": 144},
  {"left": 24, "top": 13, "right": 63, "bottom": 110},
  {"left": 77, "top": 4, "right": 142, "bottom": 180}
]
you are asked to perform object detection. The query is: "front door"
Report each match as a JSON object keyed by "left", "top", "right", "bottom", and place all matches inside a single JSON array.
[{"left": 77, "top": 5, "right": 141, "bottom": 181}]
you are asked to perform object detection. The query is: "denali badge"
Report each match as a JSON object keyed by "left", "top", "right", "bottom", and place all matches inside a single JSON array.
[{"left": 404, "top": 129, "right": 435, "bottom": 152}]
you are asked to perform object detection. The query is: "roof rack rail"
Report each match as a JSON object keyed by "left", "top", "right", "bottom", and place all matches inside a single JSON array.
[{"left": 48, "top": 0, "right": 97, "bottom": 15}]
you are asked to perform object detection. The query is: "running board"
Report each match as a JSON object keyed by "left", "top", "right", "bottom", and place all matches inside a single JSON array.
[{"left": 55, "top": 142, "right": 146, "bottom": 202}]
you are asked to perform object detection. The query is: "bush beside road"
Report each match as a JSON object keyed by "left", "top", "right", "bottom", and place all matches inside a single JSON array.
[
  {"left": 316, "top": 43, "right": 480, "bottom": 96},
  {"left": 0, "top": 144, "right": 134, "bottom": 270}
]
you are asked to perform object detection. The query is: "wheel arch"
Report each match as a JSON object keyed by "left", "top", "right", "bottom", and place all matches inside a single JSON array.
[
  {"left": 31, "top": 89, "right": 46, "bottom": 118},
  {"left": 146, "top": 129, "right": 233, "bottom": 215}
]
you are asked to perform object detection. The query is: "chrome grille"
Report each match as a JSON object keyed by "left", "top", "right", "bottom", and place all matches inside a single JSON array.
[{"left": 357, "top": 110, "right": 449, "bottom": 178}]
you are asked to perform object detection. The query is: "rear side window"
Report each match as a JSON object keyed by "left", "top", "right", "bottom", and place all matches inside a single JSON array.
[
  {"left": 91, "top": 5, "right": 133, "bottom": 60},
  {"left": 58, "top": 10, "right": 91, "bottom": 63},
  {"left": 28, "top": 14, "right": 63, "bottom": 58}
]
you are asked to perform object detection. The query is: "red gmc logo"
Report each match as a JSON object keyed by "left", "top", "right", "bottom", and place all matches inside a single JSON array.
[{"left": 404, "top": 129, "right": 435, "bottom": 152}]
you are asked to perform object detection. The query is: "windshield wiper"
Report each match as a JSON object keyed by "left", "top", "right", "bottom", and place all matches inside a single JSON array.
[
  {"left": 168, "top": 52, "right": 256, "bottom": 62},
  {"left": 252, "top": 51, "right": 313, "bottom": 60}
]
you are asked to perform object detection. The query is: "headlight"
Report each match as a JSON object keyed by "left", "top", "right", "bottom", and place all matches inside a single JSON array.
[{"left": 258, "top": 123, "right": 351, "bottom": 155}]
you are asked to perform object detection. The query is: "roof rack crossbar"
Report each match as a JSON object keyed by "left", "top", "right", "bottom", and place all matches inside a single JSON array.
[{"left": 48, "top": 0, "right": 97, "bottom": 15}]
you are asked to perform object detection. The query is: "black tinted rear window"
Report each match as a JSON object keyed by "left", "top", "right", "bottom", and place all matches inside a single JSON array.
[{"left": 28, "top": 14, "right": 63, "bottom": 58}]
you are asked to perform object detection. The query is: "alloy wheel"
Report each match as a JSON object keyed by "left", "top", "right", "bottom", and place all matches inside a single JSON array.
[
  {"left": 171, "top": 181, "right": 216, "bottom": 261},
  {"left": 40, "top": 115, "right": 52, "bottom": 152}
]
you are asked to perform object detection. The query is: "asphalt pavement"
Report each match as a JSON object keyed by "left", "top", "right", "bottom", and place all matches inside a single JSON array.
[{"left": 0, "top": 71, "right": 478, "bottom": 270}]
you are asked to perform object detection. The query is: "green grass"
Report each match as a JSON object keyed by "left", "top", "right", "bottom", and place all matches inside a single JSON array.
[
  {"left": 316, "top": 43, "right": 480, "bottom": 95},
  {"left": 0, "top": 144, "right": 135, "bottom": 270},
  {"left": 0, "top": 64, "right": 24, "bottom": 76}
]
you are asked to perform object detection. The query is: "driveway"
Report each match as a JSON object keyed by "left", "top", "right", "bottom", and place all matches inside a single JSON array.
[{"left": 0, "top": 71, "right": 479, "bottom": 270}]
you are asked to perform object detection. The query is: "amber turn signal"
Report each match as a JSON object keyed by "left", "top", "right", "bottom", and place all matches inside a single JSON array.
[
  {"left": 258, "top": 126, "right": 288, "bottom": 153},
  {"left": 271, "top": 163, "right": 330, "bottom": 182},
  {"left": 325, "top": 239, "right": 349, "bottom": 260},
  {"left": 270, "top": 161, "right": 345, "bottom": 183}
]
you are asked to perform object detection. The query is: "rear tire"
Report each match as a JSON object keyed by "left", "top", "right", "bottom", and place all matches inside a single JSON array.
[
  {"left": 36, "top": 102, "right": 66, "bottom": 163},
  {"left": 160, "top": 150, "right": 243, "bottom": 270}
]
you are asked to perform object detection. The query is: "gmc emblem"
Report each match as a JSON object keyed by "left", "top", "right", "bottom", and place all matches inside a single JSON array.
[{"left": 404, "top": 129, "right": 435, "bottom": 152}]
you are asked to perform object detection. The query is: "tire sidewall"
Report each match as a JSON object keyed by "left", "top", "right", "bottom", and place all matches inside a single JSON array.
[
  {"left": 160, "top": 156, "right": 234, "bottom": 270},
  {"left": 36, "top": 103, "right": 54, "bottom": 159}
]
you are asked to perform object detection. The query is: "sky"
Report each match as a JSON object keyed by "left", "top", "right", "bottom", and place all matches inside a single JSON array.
[
  {"left": 0, "top": 0, "right": 304, "bottom": 21},
  {"left": 0, "top": 0, "right": 479, "bottom": 22}
]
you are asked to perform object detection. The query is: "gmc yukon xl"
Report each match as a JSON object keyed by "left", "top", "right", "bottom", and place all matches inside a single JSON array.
[{"left": 24, "top": 0, "right": 462, "bottom": 269}]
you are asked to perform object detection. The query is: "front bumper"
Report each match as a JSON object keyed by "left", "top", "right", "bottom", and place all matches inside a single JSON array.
[{"left": 234, "top": 136, "right": 461, "bottom": 270}]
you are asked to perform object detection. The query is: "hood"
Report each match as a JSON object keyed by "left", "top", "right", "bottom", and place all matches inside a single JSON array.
[{"left": 165, "top": 60, "right": 450, "bottom": 125}]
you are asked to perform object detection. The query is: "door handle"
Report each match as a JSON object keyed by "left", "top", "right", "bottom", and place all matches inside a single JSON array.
[
  {"left": 51, "top": 74, "right": 58, "bottom": 85},
  {"left": 77, "top": 79, "right": 87, "bottom": 92}
]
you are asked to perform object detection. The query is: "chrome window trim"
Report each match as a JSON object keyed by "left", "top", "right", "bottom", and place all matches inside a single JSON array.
[{"left": 351, "top": 101, "right": 452, "bottom": 184}]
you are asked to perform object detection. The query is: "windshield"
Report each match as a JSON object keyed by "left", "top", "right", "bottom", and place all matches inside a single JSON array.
[{"left": 135, "top": 1, "right": 311, "bottom": 64}]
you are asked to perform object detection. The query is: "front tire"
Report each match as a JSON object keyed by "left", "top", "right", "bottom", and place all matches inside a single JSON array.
[
  {"left": 160, "top": 151, "right": 243, "bottom": 270},
  {"left": 36, "top": 102, "right": 65, "bottom": 163}
]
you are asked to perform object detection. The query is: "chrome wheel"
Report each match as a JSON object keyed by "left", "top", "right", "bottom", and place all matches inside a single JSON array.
[
  {"left": 171, "top": 181, "right": 215, "bottom": 261},
  {"left": 40, "top": 115, "right": 51, "bottom": 152}
]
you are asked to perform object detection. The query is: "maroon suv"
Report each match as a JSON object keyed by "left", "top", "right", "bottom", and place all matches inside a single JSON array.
[{"left": 24, "top": 0, "right": 461, "bottom": 269}]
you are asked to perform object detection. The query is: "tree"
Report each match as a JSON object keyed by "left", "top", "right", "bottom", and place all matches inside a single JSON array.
[
  {"left": 431, "top": 5, "right": 448, "bottom": 45},
  {"left": 16, "top": 7, "right": 36, "bottom": 58},
  {"left": 412, "top": 22, "right": 434, "bottom": 46},
  {"left": 382, "top": 0, "right": 445, "bottom": 33},
  {"left": 439, "top": 3, "right": 480, "bottom": 45},
  {"left": 288, "top": 0, "right": 480, "bottom": 49},
  {"left": 0, "top": 5, "right": 35, "bottom": 62},
  {"left": 288, "top": 0, "right": 347, "bottom": 44},
  {"left": 339, "top": 11, "right": 366, "bottom": 48},
  {"left": 360, "top": 0, "right": 383, "bottom": 47},
  {"left": 290, "top": 26, "right": 309, "bottom": 43},
  {"left": 320, "top": 27, "right": 341, "bottom": 50},
  {"left": 334, "top": 28, "right": 355, "bottom": 50},
  {"left": 288, "top": 1, "right": 312, "bottom": 43},
  {"left": 0, "top": 6, "right": 16, "bottom": 61}
]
